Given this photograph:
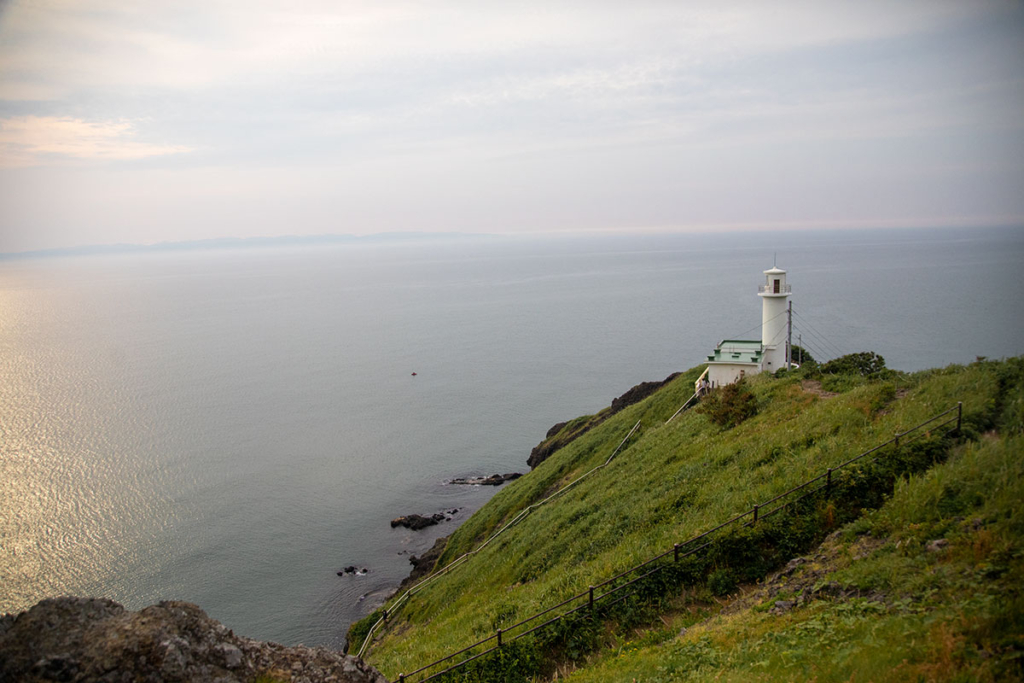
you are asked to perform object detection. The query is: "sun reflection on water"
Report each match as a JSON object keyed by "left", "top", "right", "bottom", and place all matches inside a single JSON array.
[{"left": 0, "top": 266, "right": 171, "bottom": 615}]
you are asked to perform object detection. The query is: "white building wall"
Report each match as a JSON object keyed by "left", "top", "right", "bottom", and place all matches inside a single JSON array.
[{"left": 707, "top": 363, "right": 758, "bottom": 387}]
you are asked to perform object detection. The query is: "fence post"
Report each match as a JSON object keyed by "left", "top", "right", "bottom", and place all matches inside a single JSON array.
[
  {"left": 894, "top": 431, "right": 900, "bottom": 449},
  {"left": 589, "top": 586, "right": 594, "bottom": 611},
  {"left": 753, "top": 505, "right": 759, "bottom": 524},
  {"left": 383, "top": 609, "right": 388, "bottom": 622},
  {"left": 674, "top": 543, "right": 680, "bottom": 562},
  {"left": 957, "top": 402, "right": 962, "bottom": 433},
  {"left": 826, "top": 468, "right": 832, "bottom": 496},
  {"left": 497, "top": 628, "right": 502, "bottom": 647},
  {"left": 398, "top": 675, "right": 404, "bottom": 682}
]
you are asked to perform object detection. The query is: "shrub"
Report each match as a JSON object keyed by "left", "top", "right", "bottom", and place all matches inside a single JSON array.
[
  {"left": 790, "top": 344, "right": 815, "bottom": 366},
  {"left": 821, "top": 352, "right": 886, "bottom": 377},
  {"left": 699, "top": 379, "right": 758, "bottom": 428},
  {"left": 707, "top": 568, "right": 737, "bottom": 596}
]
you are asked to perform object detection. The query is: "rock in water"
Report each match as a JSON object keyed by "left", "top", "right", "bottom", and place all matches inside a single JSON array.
[
  {"left": 448, "top": 473, "right": 522, "bottom": 486},
  {"left": 0, "top": 596, "right": 387, "bottom": 683},
  {"left": 390, "top": 514, "right": 440, "bottom": 530}
]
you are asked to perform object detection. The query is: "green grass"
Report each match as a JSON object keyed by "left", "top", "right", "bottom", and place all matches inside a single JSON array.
[
  {"left": 354, "top": 357, "right": 1023, "bottom": 681},
  {"left": 566, "top": 432, "right": 1024, "bottom": 682}
]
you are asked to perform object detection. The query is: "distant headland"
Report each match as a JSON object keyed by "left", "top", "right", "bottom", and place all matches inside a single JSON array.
[{"left": 0, "top": 231, "right": 494, "bottom": 260}]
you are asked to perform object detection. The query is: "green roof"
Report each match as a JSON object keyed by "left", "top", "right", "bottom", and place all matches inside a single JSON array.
[{"left": 706, "top": 339, "right": 764, "bottom": 365}]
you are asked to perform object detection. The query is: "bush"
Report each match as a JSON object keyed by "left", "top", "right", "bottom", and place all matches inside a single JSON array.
[
  {"left": 821, "top": 352, "right": 886, "bottom": 377},
  {"left": 429, "top": 638, "right": 541, "bottom": 683},
  {"left": 707, "top": 568, "right": 737, "bottom": 596},
  {"left": 790, "top": 344, "right": 815, "bottom": 366},
  {"left": 699, "top": 379, "right": 758, "bottom": 428}
]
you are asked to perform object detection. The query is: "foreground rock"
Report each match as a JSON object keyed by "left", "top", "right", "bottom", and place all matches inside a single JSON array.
[{"left": 0, "top": 596, "right": 387, "bottom": 683}]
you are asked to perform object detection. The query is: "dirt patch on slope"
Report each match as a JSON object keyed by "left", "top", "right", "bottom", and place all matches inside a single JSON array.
[{"left": 801, "top": 379, "right": 839, "bottom": 399}]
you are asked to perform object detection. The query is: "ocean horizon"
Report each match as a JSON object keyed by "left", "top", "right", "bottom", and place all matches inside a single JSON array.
[{"left": 2, "top": 225, "right": 1022, "bottom": 649}]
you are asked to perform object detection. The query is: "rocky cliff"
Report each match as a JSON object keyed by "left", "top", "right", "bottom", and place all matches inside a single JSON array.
[
  {"left": 0, "top": 597, "right": 387, "bottom": 683},
  {"left": 527, "top": 372, "right": 680, "bottom": 469}
]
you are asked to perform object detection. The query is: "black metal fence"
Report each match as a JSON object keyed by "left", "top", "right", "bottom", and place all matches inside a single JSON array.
[{"left": 392, "top": 403, "right": 962, "bottom": 682}]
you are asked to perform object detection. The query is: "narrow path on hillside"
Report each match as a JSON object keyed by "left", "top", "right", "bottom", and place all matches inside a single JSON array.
[{"left": 800, "top": 379, "right": 838, "bottom": 398}]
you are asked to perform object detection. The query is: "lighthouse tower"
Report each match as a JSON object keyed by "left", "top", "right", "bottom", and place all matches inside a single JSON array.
[{"left": 758, "top": 266, "right": 791, "bottom": 373}]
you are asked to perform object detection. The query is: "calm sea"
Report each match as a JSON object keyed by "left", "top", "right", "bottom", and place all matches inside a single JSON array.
[{"left": 1, "top": 226, "right": 1022, "bottom": 648}]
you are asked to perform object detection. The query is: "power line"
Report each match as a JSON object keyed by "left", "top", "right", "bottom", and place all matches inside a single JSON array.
[
  {"left": 792, "top": 309, "right": 845, "bottom": 359},
  {"left": 793, "top": 330, "right": 828, "bottom": 360},
  {"left": 727, "top": 307, "right": 788, "bottom": 342},
  {"left": 792, "top": 331, "right": 831, "bottom": 363},
  {"left": 718, "top": 303, "right": 840, "bottom": 364},
  {"left": 789, "top": 312, "right": 837, "bottom": 363},
  {"left": 765, "top": 320, "right": 789, "bottom": 348},
  {"left": 793, "top": 322, "right": 840, "bottom": 362}
]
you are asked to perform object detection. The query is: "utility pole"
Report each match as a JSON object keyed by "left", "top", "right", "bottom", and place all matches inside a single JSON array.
[
  {"left": 798, "top": 334, "right": 803, "bottom": 364},
  {"left": 786, "top": 301, "right": 793, "bottom": 370}
]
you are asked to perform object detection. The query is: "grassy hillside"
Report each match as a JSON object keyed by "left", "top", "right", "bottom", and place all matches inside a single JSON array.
[
  {"left": 566, "top": 425, "right": 1024, "bottom": 681},
  {"left": 353, "top": 357, "right": 1023, "bottom": 682}
]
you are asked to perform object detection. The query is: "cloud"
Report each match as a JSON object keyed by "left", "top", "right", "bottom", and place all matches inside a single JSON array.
[
  {"left": 0, "top": 116, "right": 192, "bottom": 167},
  {"left": 0, "top": 0, "right": 992, "bottom": 101},
  {"left": 0, "top": 0, "right": 1020, "bottom": 251}
]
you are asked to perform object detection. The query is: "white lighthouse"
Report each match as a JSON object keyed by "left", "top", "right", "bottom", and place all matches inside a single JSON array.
[
  {"left": 704, "top": 264, "right": 792, "bottom": 387},
  {"left": 758, "top": 266, "right": 791, "bottom": 373}
]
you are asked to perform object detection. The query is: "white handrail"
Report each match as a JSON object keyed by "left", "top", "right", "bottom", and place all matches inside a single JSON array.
[{"left": 666, "top": 370, "right": 707, "bottom": 424}]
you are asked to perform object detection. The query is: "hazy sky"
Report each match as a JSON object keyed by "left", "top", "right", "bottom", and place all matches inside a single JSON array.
[{"left": 1, "top": 1, "right": 1022, "bottom": 253}]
